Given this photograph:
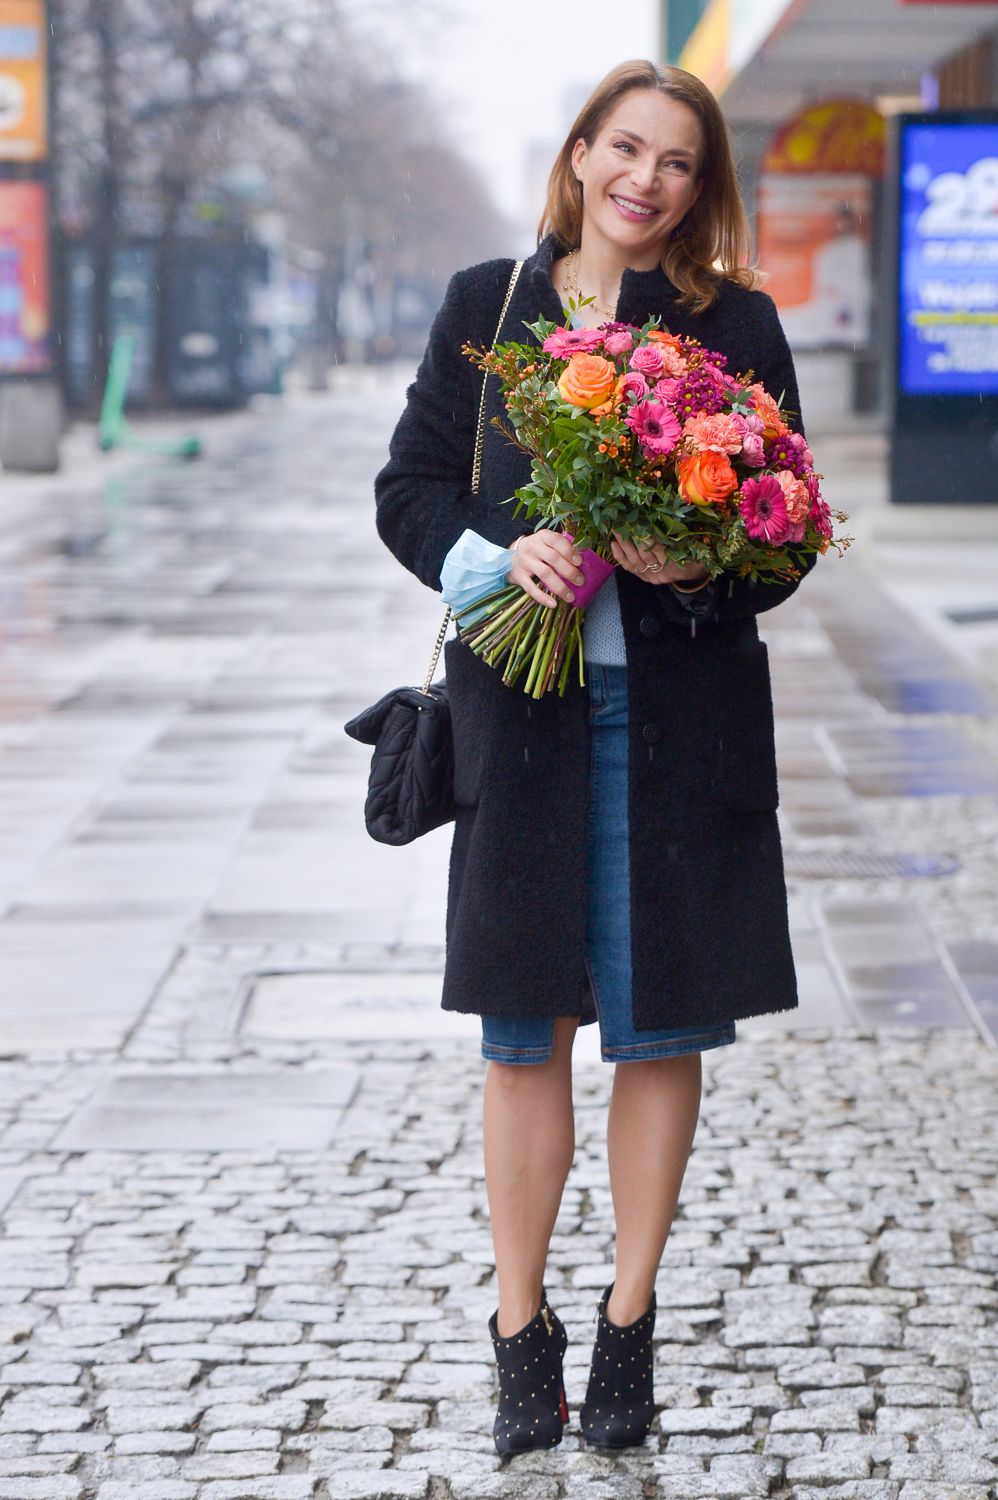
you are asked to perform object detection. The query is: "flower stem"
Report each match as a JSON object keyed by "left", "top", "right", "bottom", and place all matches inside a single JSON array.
[
  {"left": 461, "top": 590, "right": 528, "bottom": 651},
  {"left": 503, "top": 601, "right": 545, "bottom": 686}
]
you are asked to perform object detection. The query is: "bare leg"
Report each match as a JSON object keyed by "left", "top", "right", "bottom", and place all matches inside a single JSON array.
[
  {"left": 483, "top": 1015, "right": 579, "bottom": 1337},
  {"left": 604, "top": 1052, "right": 702, "bottom": 1325}
]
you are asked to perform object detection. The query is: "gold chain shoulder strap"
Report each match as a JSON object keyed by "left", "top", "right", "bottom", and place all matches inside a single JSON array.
[
  {"left": 471, "top": 259, "right": 524, "bottom": 495},
  {"left": 421, "top": 258, "right": 525, "bottom": 695}
]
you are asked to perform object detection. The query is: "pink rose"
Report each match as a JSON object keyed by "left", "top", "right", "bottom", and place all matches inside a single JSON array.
[
  {"left": 603, "top": 329, "right": 635, "bottom": 356},
  {"left": 652, "top": 377, "right": 681, "bottom": 403},
  {"left": 788, "top": 430, "right": 815, "bottom": 468},
  {"left": 629, "top": 343, "right": 666, "bottom": 379},
  {"left": 618, "top": 370, "right": 649, "bottom": 403},
  {"left": 741, "top": 433, "right": 766, "bottom": 467}
]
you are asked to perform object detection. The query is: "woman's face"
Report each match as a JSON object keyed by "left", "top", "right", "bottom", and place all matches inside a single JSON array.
[{"left": 571, "top": 88, "right": 704, "bottom": 263}]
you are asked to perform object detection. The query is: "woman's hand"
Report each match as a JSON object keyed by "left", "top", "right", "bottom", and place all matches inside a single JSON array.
[
  {"left": 610, "top": 534, "right": 709, "bottom": 587},
  {"left": 507, "top": 532, "right": 586, "bottom": 608}
]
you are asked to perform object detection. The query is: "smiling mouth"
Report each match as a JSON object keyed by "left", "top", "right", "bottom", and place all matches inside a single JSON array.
[{"left": 610, "top": 194, "right": 659, "bottom": 219}]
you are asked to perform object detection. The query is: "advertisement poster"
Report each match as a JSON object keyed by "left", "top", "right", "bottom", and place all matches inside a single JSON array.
[
  {"left": 756, "top": 173, "right": 873, "bottom": 348},
  {"left": 0, "top": 0, "right": 47, "bottom": 161},
  {"left": 0, "top": 179, "right": 50, "bottom": 373},
  {"left": 898, "top": 119, "right": 998, "bottom": 397}
]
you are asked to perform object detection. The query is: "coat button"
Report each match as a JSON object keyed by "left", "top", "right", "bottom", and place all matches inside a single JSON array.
[
  {"left": 639, "top": 613, "right": 661, "bottom": 638},
  {"left": 642, "top": 723, "right": 662, "bottom": 745}
]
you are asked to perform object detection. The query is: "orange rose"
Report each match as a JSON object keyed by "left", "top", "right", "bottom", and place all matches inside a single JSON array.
[
  {"left": 589, "top": 372, "right": 631, "bottom": 418},
  {"left": 678, "top": 451, "right": 739, "bottom": 507},
  {"left": 748, "top": 383, "right": 787, "bottom": 441},
  {"left": 557, "top": 352, "right": 617, "bottom": 410}
]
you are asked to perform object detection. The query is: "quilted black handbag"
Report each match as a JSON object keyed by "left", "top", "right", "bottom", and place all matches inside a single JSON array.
[
  {"left": 343, "top": 619, "right": 455, "bottom": 846},
  {"left": 343, "top": 259, "right": 523, "bottom": 846}
]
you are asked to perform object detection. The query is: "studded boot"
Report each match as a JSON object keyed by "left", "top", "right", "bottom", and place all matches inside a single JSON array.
[
  {"left": 487, "top": 1285, "right": 569, "bottom": 1456},
  {"left": 580, "top": 1281, "right": 657, "bottom": 1448}
]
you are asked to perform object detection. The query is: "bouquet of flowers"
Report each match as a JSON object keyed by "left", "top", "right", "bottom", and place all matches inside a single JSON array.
[{"left": 459, "top": 300, "right": 850, "bottom": 698}]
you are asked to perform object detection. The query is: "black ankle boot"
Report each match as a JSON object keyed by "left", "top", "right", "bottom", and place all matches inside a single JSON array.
[
  {"left": 488, "top": 1286, "right": 569, "bottom": 1456},
  {"left": 580, "top": 1281, "right": 657, "bottom": 1448}
]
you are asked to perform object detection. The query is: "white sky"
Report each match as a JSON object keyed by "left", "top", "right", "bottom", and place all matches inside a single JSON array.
[{"left": 359, "top": 1, "right": 662, "bottom": 251}]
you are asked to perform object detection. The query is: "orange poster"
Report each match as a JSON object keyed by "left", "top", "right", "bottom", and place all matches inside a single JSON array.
[
  {"left": 0, "top": 181, "right": 51, "bottom": 373},
  {"left": 0, "top": 0, "right": 47, "bottom": 161},
  {"left": 756, "top": 173, "right": 873, "bottom": 350}
]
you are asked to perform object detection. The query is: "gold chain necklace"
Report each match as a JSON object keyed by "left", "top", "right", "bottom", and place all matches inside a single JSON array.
[{"left": 563, "top": 249, "right": 616, "bottom": 322}]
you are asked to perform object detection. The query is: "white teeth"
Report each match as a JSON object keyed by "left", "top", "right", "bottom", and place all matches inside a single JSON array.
[{"left": 612, "top": 195, "right": 655, "bottom": 217}]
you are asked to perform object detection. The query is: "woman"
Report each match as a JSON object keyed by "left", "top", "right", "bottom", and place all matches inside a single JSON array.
[{"left": 375, "top": 60, "right": 813, "bottom": 1456}]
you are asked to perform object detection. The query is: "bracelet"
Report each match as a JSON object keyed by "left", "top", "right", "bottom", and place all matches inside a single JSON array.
[
  {"left": 670, "top": 572, "right": 712, "bottom": 594},
  {"left": 509, "top": 535, "right": 525, "bottom": 553}
]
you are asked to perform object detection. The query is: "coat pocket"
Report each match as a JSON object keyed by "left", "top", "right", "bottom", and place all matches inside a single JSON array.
[
  {"left": 444, "top": 637, "right": 489, "bottom": 807},
  {"left": 717, "top": 640, "right": 779, "bottom": 813}
]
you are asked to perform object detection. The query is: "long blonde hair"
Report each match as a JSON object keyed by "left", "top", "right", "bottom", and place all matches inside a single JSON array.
[{"left": 538, "top": 60, "right": 760, "bottom": 314}]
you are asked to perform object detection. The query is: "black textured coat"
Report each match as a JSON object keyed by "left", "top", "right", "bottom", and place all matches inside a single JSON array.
[{"left": 374, "top": 232, "right": 814, "bottom": 1030}]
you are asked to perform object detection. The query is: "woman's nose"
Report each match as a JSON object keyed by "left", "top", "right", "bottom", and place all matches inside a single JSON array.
[{"left": 629, "top": 161, "right": 659, "bottom": 194}]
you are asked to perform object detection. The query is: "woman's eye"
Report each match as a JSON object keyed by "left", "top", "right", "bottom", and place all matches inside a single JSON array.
[{"left": 613, "top": 141, "right": 633, "bottom": 154}]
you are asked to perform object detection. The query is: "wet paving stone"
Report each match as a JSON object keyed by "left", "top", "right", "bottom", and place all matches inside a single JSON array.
[
  {"left": 826, "top": 724, "right": 998, "bottom": 798},
  {"left": 944, "top": 940, "right": 998, "bottom": 1034},
  {"left": 806, "top": 568, "right": 998, "bottom": 718},
  {"left": 51, "top": 1068, "right": 359, "bottom": 1152}
]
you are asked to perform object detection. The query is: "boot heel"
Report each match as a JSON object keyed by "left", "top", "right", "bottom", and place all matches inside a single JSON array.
[{"left": 488, "top": 1289, "right": 569, "bottom": 1456}]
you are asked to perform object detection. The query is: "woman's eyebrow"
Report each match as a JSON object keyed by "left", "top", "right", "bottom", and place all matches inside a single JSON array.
[{"left": 610, "top": 127, "right": 696, "bottom": 157}]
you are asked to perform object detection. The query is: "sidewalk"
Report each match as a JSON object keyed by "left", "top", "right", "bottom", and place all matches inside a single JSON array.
[
  {"left": 812, "top": 424, "right": 998, "bottom": 698},
  {"left": 0, "top": 383, "right": 995, "bottom": 1498}
]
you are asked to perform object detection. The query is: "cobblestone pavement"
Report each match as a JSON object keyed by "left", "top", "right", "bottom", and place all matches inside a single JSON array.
[{"left": 0, "top": 379, "right": 996, "bottom": 1498}]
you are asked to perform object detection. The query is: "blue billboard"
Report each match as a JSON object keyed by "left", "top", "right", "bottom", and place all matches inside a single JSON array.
[{"left": 898, "top": 118, "right": 998, "bottom": 397}]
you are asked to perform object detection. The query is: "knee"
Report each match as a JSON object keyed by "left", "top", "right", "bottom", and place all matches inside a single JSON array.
[
  {"left": 488, "top": 1057, "right": 552, "bottom": 1092},
  {"left": 616, "top": 1051, "right": 702, "bottom": 1087}
]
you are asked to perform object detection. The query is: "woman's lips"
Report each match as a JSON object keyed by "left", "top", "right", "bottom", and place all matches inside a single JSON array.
[{"left": 610, "top": 194, "right": 659, "bottom": 222}]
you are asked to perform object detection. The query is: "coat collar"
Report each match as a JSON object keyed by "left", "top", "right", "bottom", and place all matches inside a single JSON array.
[{"left": 524, "top": 231, "right": 682, "bottom": 327}]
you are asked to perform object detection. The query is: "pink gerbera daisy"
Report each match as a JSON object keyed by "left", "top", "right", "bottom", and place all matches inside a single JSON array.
[
  {"left": 739, "top": 475, "right": 792, "bottom": 544},
  {"left": 624, "top": 400, "right": 682, "bottom": 457},
  {"left": 542, "top": 326, "right": 606, "bottom": 358}
]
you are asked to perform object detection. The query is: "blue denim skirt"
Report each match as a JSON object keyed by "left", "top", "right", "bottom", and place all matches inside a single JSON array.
[{"left": 481, "top": 664, "right": 737, "bottom": 1065}]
